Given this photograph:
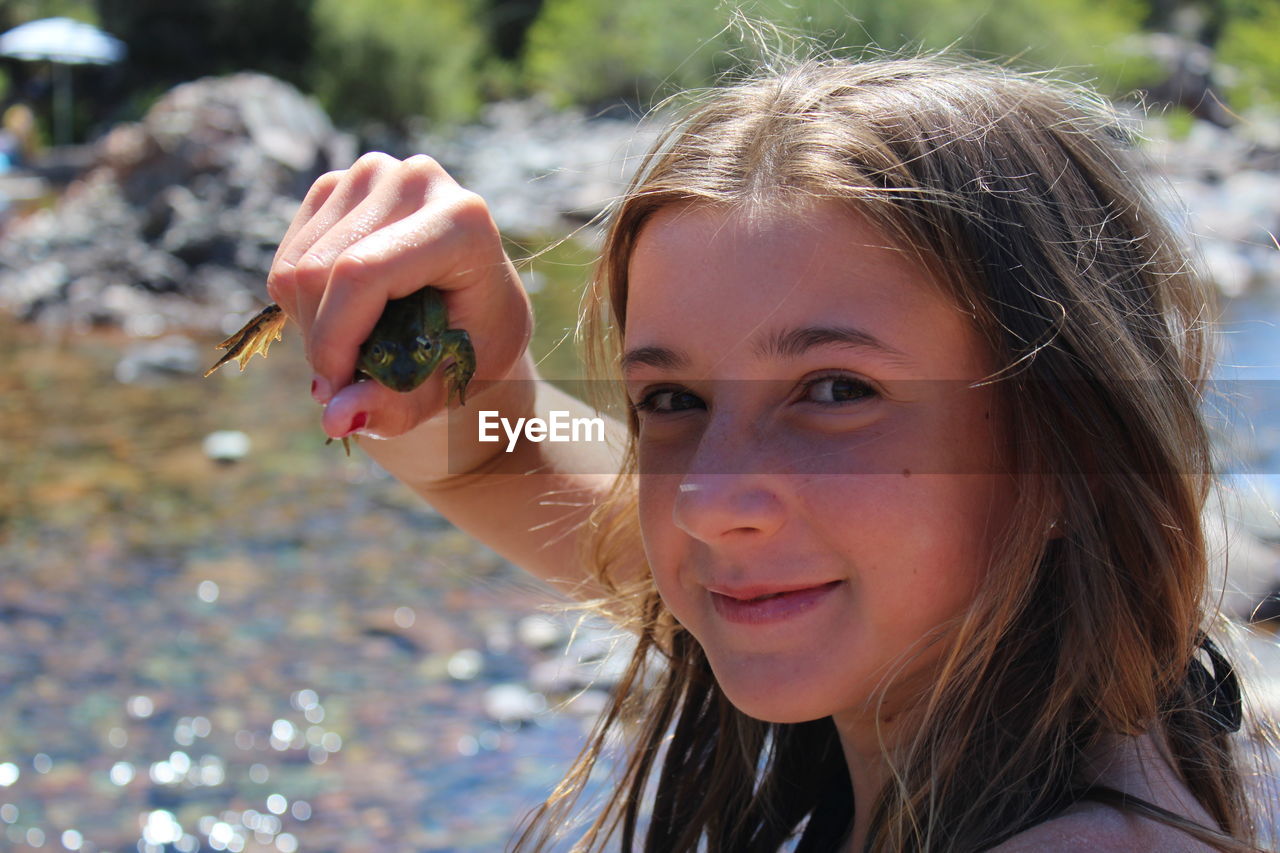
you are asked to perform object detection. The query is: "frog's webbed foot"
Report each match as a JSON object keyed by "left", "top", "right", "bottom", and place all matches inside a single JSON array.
[
  {"left": 323, "top": 370, "right": 369, "bottom": 456},
  {"left": 324, "top": 436, "right": 353, "bottom": 456},
  {"left": 440, "top": 329, "right": 476, "bottom": 407},
  {"left": 203, "top": 304, "right": 287, "bottom": 377}
]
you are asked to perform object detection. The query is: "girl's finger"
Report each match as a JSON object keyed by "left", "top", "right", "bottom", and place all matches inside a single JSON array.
[
  {"left": 290, "top": 161, "right": 443, "bottom": 335},
  {"left": 306, "top": 187, "right": 521, "bottom": 394},
  {"left": 319, "top": 373, "right": 445, "bottom": 442},
  {"left": 275, "top": 167, "right": 344, "bottom": 267},
  {"left": 266, "top": 170, "right": 342, "bottom": 321},
  {"left": 275, "top": 152, "right": 403, "bottom": 269},
  {"left": 271, "top": 152, "right": 407, "bottom": 333}
]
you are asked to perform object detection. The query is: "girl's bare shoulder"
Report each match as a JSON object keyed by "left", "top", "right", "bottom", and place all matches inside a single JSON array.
[
  {"left": 991, "top": 731, "right": 1224, "bottom": 852},
  {"left": 989, "top": 800, "right": 1219, "bottom": 852}
]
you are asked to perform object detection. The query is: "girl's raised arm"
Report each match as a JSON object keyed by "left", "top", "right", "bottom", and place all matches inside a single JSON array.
[{"left": 268, "top": 152, "right": 628, "bottom": 597}]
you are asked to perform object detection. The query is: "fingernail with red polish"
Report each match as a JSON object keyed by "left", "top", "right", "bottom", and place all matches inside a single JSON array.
[
  {"left": 311, "top": 375, "right": 332, "bottom": 403},
  {"left": 346, "top": 412, "right": 368, "bottom": 436}
]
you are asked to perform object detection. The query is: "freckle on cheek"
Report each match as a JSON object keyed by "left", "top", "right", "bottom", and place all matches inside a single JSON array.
[{"left": 901, "top": 468, "right": 911, "bottom": 478}]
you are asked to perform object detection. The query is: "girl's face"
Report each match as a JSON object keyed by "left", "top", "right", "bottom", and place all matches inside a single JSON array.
[{"left": 623, "top": 202, "right": 1017, "bottom": 727}]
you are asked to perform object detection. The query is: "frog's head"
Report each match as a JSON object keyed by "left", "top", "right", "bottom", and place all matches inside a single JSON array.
[{"left": 357, "top": 334, "right": 445, "bottom": 393}]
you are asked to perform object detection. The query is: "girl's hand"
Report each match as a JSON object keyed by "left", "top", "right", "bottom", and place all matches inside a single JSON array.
[{"left": 266, "top": 152, "right": 533, "bottom": 440}]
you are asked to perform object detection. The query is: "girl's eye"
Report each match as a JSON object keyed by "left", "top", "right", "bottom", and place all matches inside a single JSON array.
[
  {"left": 802, "top": 374, "right": 876, "bottom": 405},
  {"left": 631, "top": 387, "right": 703, "bottom": 416}
]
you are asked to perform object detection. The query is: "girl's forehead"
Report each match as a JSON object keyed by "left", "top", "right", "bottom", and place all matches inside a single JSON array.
[
  {"left": 637, "top": 198, "right": 880, "bottom": 243},
  {"left": 626, "top": 201, "right": 947, "bottom": 317},
  {"left": 621, "top": 201, "right": 997, "bottom": 380},
  {"left": 627, "top": 200, "right": 943, "bottom": 292}
]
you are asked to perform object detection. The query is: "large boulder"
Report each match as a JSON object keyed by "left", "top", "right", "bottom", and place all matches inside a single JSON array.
[{"left": 0, "top": 73, "right": 355, "bottom": 335}]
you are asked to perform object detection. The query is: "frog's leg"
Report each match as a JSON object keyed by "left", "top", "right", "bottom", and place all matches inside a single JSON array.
[
  {"left": 439, "top": 329, "right": 475, "bottom": 407},
  {"left": 323, "top": 368, "right": 370, "bottom": 456},
  {"left": 324, "top": 436, "right": 353, "bottom": 456},
  {"left": 203, "top": 304, "right": 287, "bottom": 377}
]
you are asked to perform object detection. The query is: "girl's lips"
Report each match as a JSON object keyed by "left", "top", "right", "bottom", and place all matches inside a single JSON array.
[{"left": 708, "top": 580, "right": 843, "bottom": 625}]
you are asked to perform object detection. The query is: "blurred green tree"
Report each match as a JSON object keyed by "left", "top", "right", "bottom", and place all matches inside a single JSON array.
[
  {"left": 95, "top": 0, "right": 314, "bottom": 106},
  {"left": 522, "top": 0, "right": 729, "bottom": 108},
  {"left": 484, "top": 0, "right": 544, "bottom": 59},
  {"left": 0, "top": 0, "right": 1266, "bottom": 136},
  {"left": 309, "top": 0, "right": 489, "bottom": 127},
  {"left": 1216, "top": 0, "right": 1280, "bottom": 111},
  {"left": 1123, "top": 0, "right": 1280, "bottom": 122},
  {"left": 520, "top": 0, "right": 1156, "bottom": 109},
  {"left": 0, "top": 0, "right": 97, "bottom": 29}
]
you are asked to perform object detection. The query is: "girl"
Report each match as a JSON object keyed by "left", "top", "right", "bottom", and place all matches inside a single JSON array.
[{"left": 267, "top": 55, "right": 1270, "bottom": 851}]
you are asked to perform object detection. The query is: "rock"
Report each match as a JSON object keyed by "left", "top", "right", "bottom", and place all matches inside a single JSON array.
[
  {"left": 527, "top": 625, "right": 634, "bottom": 693},
  {"left": 559, "top": 688, "right": 609, "bottom": 717},
  {"left": 1251, "top": 591, "right": 1280, "bottom": 624},
  {"left": 411, "top": 98, "right": 663, "bottom": 239},
  {"left": 445, "top": 648, "right": 484, "bottom": 681},
  {"left": 515, "top": 614, "right": 566, "bottom": 651},
  {"left": 0, "top": 73, "right": 356, "bottom": 334},
  {"left": 1134, "top": 33, "right": 1237, "bottom": 128},
  {"left": 1205, "top": 510, "right": 1280, "bottom": 622},
  {"left": 482, "top": 683, "right": 546, "bottom": 725},
  {"left": 201, "top": 430, "right": 251, "bottom": 464},
  {"left": 1201, "top": 242, "right": 1254, "bottom": 297},
  {"left": 114, "top": 335, "right": 202, "bottom": 383}
]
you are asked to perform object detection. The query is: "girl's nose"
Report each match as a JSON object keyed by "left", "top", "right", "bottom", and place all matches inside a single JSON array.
[
  {"left": 649, "top": 401, "right": 790, "bottom": 543},
  {"left": 672, "top": 471, "right": 787, "bottom": 543}
]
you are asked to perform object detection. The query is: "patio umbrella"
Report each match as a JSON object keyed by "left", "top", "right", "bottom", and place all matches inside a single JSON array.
[{"left": 0, "top": 17, "right": 126, "bottom": 145}]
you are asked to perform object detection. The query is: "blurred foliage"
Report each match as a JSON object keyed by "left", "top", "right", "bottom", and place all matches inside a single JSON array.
[
  {"left": 505, "top": 234, "right": 599, "bottom": 382},
  {"left": 520, "top": 0, "right": 1169, "bottom": 109},
  {"left": 0, "top": 0, "right": 1271, "bottom": 134},
  {"left": 1217, "top": 1, "right": 1280, "bottom": 112},
  {"left": 485, "top": 0, "right": 545, "bottom": 59},
  {"left": 0, "top": 0, "right": 97, "bottom": 28},
  {"left": 42, "top": 0, "right": 317, "bottom": 141},
  {"left": 309, "top": 0, "right": 490, "bottom": 126},
  {"left": 522, "top": 0, "right": 730, "bottom": 108},
  {"left": 1162, "top": 105, "right": 1199, "bottom": 139},
  {"left": 743, "top": 0, "right": 1152, "bottom": 75},
  {"left": 95, "top": 0, "right": 313, "bottom": 104}
]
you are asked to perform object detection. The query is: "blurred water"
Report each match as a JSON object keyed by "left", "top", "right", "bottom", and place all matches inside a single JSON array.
[
  {"left": 1218, "top": 288, "right": 1280, "bottom": 473},
  {"left": 0, "top": 320, "right": 622, "bottom": 852}
]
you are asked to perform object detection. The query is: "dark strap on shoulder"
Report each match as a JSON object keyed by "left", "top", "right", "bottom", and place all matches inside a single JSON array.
[
  {"left": 1070, "top": 783, "right": 1231, "bottom": 846},
  {"left": 1188, "top": 632, "right": 1242, "bottom": 734},
  {"left": 794, "top": 764, "right": 853, "bottom": 852},
  {"left": 794, "top": 634, "right": 1240, "bottom": 851}
]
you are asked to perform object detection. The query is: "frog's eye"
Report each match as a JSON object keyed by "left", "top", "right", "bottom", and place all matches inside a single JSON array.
[
  {"left": 370, "top": 342, "right": 394, "bottom": 366},
  {"left": 412, "top": 336, "right": 434, "bottom": 365}
]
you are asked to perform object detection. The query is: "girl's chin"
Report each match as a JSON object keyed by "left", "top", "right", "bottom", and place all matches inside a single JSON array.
[
  {"left": 709, "top": 666, "right": 858, "bottom": 725},
  {"left": 736, "top": 705, "right": 834, "bottom": 725},
  {"left": 686, "top": 623, "right": 892, "bottom": 725}
]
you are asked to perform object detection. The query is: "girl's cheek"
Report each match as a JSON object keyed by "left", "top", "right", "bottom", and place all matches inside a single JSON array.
[
  {"left": 636, "top": 477, "right": 680, "bottom": 565},
  {"left": 635, "top": 421, "right": 706, "bottom": 476}
]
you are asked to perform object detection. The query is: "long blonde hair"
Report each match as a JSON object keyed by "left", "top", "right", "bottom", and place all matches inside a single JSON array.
[{"left": 515, "top": 55, "right": 1266, "bottom": 852}]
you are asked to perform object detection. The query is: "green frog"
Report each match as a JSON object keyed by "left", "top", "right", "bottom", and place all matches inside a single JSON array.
[{"left": 205, "top": 286, "right": 475, "bottom": 450}]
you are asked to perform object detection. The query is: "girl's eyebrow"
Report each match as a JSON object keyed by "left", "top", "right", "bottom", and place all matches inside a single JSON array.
[
  {"left": 621, "top": 325, "right": 914, "bottom": 375},
  {"left": 621, "top": 345, "right": 688, "bottom": 374},
  {"left": 755, "top": 325, "right": 912, "bottom": 366}
]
